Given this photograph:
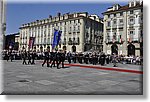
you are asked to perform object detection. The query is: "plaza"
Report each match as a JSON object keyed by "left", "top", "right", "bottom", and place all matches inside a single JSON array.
[{"left": 2, "top": 60, "right": 143, "bottom": 95}]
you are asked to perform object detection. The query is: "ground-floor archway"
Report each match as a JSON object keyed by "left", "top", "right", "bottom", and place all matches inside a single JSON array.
[
  {"left": 72, "top": 45, "right": 76, "bottom": 52},
  {"left": 111, "top": 44, "right": 118, "bottom": 55},
  {"left": 128, "top": 43, "right": 135, "bottom": 56}
]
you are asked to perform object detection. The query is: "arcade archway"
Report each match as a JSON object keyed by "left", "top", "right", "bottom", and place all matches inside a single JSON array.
[{"left": 128, "top": 44, "right": 135, "bottom": 56}]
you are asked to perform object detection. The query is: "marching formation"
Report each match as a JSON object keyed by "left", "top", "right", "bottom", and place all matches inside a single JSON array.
[{"left": 2, "top": 47, "right": 143, "bottom": 69}]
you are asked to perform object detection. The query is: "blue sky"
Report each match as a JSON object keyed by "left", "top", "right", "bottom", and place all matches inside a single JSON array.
[{"left": 6, "top": 2, "right": 128, "bottom": 34}]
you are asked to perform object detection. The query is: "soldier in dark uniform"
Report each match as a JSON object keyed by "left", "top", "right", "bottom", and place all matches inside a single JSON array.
[
  {"left": 22, "top": 50, "right": 27, "bottom": 65},
  {"left": 31, "top": 51, "right": 36, "bottom": 64},
  {"left": 10, "top": 50, "right": 14, "bottom": 62},
  {"left": 72, "top": 52, "right": 75, "bottom": 63},
  {"left": 78, "top": 52, "right": 83, "bottom": 64},
  {"left": 5, "top": 51, "right": 9, "bottom": 61},
  {"left": 42, "top": 49, "right": 50, "bottom": 67},
  {"left": 57, "top": 50, "right": 65, "bottom": 69},
  {"left": 84, "top": 53, "right": 89, "bottom": 64},
  {"left": 92, "top": 52, "right": 97, "bottom": 65},
  {"left": 100, "top": 53, "right": 106, "bottom": 66},
  {"left": 67, "top": 51, "right": 72, "bottom": 64},
  {"left": 27, "top": 51, "right": 32, "bottom": 65},
  {"left": 50, "top": 51, "right": 58, "bottom": 68},
  {"left": 106, "top": 54, "right": 110, "bottom": 64},
  {"left": 112, "top": 53, "right": 117, "bottom": 67}
]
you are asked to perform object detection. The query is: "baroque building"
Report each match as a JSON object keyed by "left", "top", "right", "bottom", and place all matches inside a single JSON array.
[
  {"left": 19, "top": 12, "right": 103, "bottom": 52},
  {"left": 103, "top": 0, "right": 143, "bottom": 56}
]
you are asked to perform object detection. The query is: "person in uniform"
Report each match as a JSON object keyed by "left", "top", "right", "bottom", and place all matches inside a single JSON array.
[
  {"left": 57, "top": 49, "right": 65, "bottom": 69},
  {"left": 6, "top": 51, "right": 9, "bottom": 61},
  {"left": 42, "top": 48, "right": 50, "bottom": 67},
  {"left": 10, "top": 50, "right": 14, "bottom": 62},
  {"left": 31, "top": 50, "right": 36, "bottom": 64},
  {"left": 92, "top": 52, "right": 97, "bottom": 65},
  {"left": 85, "top": 53, "right": 89, "bottom": 64},
  {"left": 100, "top": 52, "right": 106, "bottom": 66},
  {"left": 22, "top": 50, "right": 27, "bottom": 65},
  {"left": 112, "top": 53, "right": 117, "bottom": 67},
  {"left": 67, "top": 51, "right": 72, "bottom": 64},
  {"left": 27, "top": 51, "right": 32, "bottom": 65},
  {"left": 50, "top": 51, "right": 58, "bottom": 68},
  {"left": 106, "top": 54, "right": 110, "bottom": 64}
]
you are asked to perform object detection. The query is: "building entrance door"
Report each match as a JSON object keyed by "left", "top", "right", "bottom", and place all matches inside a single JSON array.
[
  {"left": 72, "top": 45, "right": 76, "bottom": 52},
  {"left": 128, "top": 44, "right": 135, "bottom": 56}
]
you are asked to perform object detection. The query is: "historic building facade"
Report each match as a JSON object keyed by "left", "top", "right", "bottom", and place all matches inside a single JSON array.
[
  {"left": 19, "top": 12, "right": 103, "bottom": 52},
  {"left": 103, "top": 0, "right": 143, "bottom": 56}
]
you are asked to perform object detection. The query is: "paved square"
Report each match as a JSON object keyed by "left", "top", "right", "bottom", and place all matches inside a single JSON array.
[
  {"left": 2, "top": 60, "right": 143, "bottom": 95},
  {"left": 35, "top": 80, "right": 56, "bottom": 85}
]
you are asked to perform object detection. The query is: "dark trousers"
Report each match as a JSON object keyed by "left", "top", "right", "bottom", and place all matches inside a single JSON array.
[
  {"left": 51, "top": 59, "right": 58, "bottom": 67},
  {"left": 28, "top": 59, "right": 32, "bottom": 64},
  {"left": 23, "top": 58, "right": 27, "bottom": 65},
  {"left": 92, "top": 58, "right": 96, "bottom": 65},
  {"left": 32, "top": 58, "right": 35, "bottom": 64},
  {"left": 42, "top": 59, "right": 49, "bottom": 67},
  {"left": 68, "top": 57, "right": 71, "bottom": 64}
]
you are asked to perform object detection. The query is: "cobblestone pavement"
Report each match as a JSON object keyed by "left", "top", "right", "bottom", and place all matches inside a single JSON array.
[{"left": 2, "top": 60, "right": 143, "bottom": 95}]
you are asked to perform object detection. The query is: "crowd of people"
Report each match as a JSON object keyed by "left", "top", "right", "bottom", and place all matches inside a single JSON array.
[{"left": 2, "top": 49, "right": 143, "bottom": 68}]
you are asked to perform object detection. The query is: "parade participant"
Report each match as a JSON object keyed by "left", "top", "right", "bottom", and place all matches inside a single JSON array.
[
  {"left": 5, "top": 51, "right": 9, "bottom": 61},
  {"left": 84, "top": 53, "right": 89, "bottom": 64},
  {"left": 106, "top": 54, "right": 110, "bottom": 64},
  {"left": 72, "top": 52, "right": 75, "bottom": 63},
  {"left": 100, "top": 52, "right": 106, "bottom": 66},
  {"left": 27, "top": 51, "right": 32, "bottom": 65},
  {"left": 22, "top": 50, "right": 27, "bottom": 65},
  {"left": 92, "top": 52, "right": 97, "bottom": 65},
  {"left": 112, "top": 53, "right": 117, "bottom": 67},
  {"left": 50, "top": 50, "right": 58, "bottom": 68},
  {"left": 31, "top": 50, "right": 36, "bottom": 64},
  {"left": 10, "top": 50, "right": 14, "bottom": 62},
  {"left": 67, "top": 51, "right": 72, "bottom": 64},
  {"left": 57, "top": 49, "right": 65, "bottom": 69},
  {"left": 42, "top": 48, "right": 50, "bottom": 67}
]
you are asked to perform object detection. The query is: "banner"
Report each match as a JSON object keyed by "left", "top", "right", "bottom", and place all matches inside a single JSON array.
[
  {"left": 29, "top": 37, "right": 35, "bottom": 49},
  {"left": 57, "top": 31, "right": 62, "bottom": 45},
  {"left": 52, "top": 29, "right": 58, "bottom": 49}
]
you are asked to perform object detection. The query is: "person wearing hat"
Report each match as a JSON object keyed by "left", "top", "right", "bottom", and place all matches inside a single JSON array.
[
  {"left": 42, "top": 47, "right": 50, "bottom": 67},
  {"left": 22, "top": 50, "right": 27, "bottom": 65},
  {"left": 57, "top": 49, "right": 65, "bottom": 69}
]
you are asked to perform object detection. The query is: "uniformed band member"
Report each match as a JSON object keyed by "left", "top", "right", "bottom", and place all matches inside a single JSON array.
[
  {"left": 112, "top": 53, "right": 117, "bottom": 67},
  {"left": 100, "top": 53, "right": 106, "bottom": 66},
  {"left": 10, "top": 50, "right": 14, "bottom": 62},
  {"left": 27, "top": 51, "right": 32, "bottom": 65},
  {"left": 5, "top": 51, "right": 9, "bottom": 61},
  {"left": 50, "top": 51, "right": 58, "bottom": 68},
  {"left": 57, "top": 50, "right": 65, "bottom": 69},
  {"left": 22, "top": 50, "right": 27, "bottom": 65},
  {"left": 106, "top": 55, "right": 110, "bottom": 64},
  {"left": 42, "top": 48, "right": 50, "bottom": 67},
  {"left": 31, "top": 51, "right": 36, "bottom": 64},
  {"left": 67, "top": 51, "right": 72, "bottom": 64},
  {"left": 92, "top": 52, "right": 97, "bottom": 65}
]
